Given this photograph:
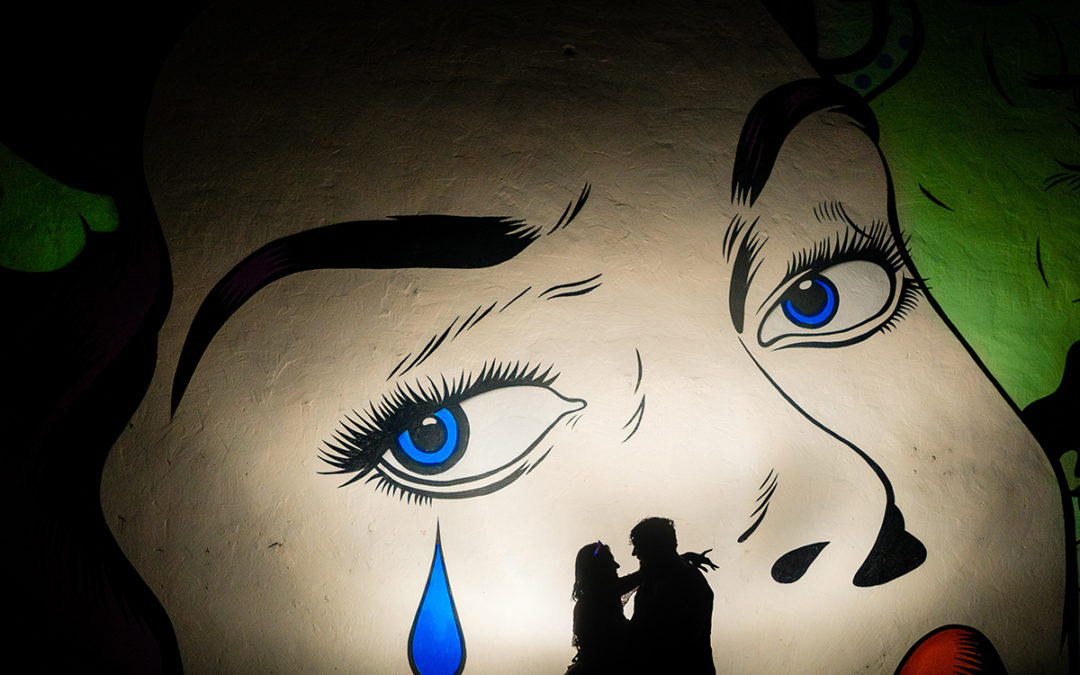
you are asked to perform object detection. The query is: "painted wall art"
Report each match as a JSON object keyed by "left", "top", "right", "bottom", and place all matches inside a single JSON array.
[{"left": 4, "top": 1, "right": 1077, "bottom": 673}]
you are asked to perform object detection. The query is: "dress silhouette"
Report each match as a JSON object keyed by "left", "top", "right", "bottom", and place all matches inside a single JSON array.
[{"left": 565, "top": 542, "right": 632, "bottom": 674}]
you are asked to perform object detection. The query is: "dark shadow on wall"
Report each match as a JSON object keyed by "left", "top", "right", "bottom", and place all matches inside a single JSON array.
[
  {"left": 2, "top": 2, "right": 209, "bottom": 672},
  {"left": 1023, "top": 340, "right": 1080, "bottom": 475}
]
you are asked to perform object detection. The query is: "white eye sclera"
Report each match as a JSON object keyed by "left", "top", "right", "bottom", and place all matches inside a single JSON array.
[
  {"left": 379, "top": 385, "right": 585, "bottom": 498},
  {"left": 758, "top": 260, "right": 897, "bottom": 348}
]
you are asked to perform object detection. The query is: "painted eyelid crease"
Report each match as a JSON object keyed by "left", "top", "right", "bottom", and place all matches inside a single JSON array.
[
  {"left": 753, "top": 220, "right": 918, "bottom": 347},
  {"left": 377, "top": 386, "right": 585, "bottom": 501},
  {"left": 759, "top": 260, "right": 895, "bottom": 343},
  {"left": 318, "top": 360, "right": 583, "bottom": 500},
  {"left": 320, "top": 360, "right": 557, "bottom": 481}
]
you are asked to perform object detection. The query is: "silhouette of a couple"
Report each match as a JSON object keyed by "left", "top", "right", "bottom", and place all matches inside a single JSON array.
[{"left": 566, "top": 517, "right": 716, "bottom": 674}]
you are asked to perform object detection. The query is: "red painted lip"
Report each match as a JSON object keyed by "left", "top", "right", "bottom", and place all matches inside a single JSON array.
[{"left": 895, "top": 625, "right": 1006, "bottom": 674}]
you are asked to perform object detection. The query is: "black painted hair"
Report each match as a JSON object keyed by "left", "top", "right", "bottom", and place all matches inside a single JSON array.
[{"left": 732, "top": 78, "right": 880, "bottom": 208}]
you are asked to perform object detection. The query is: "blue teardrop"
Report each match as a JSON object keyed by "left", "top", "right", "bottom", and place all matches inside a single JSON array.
[{"left": 409, "top": 525, "right": 466, "bottom": 675}]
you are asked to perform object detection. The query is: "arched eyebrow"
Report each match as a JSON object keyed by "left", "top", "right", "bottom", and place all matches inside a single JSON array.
[
  {"left": 731, "top": 78, "right": 878, "bottom": 208},
  {"left": 171, "top": 215, "right": 541, "bottom": 414}
]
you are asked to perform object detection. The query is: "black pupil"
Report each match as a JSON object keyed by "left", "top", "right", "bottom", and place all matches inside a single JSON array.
[
  {"left": 787, "top": 279, "right": 827, "bottom": 315},
  {"left": 410, "top": 416, "right": 448, "bottom": 453}
]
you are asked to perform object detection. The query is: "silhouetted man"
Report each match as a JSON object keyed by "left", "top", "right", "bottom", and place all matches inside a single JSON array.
[{"left": 628, "top": 517, "right": 715, "bottom": 674}]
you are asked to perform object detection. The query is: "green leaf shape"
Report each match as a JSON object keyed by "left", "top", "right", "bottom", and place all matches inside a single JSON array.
[{"left": 0, "top": 142, "right": 118, "bottom": 272}]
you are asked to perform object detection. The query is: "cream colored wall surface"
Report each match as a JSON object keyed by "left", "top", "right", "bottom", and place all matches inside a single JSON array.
[{"left": 101, "top": 1, "right": 1069, "bottom": 673}]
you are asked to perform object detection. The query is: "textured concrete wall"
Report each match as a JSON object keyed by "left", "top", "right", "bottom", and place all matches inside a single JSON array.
[{"left": 100, "top": 2, "right": 1072, "bottom": 673}]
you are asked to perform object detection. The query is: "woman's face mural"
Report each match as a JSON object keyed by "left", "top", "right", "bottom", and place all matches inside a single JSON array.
[{"left": 101, "top": 1, "right": 1071, "bottom": 672}]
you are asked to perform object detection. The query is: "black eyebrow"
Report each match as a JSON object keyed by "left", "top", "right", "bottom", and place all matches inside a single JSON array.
[
  {"left": 732, "top": 79, "right": 878, "bottom": 208},
  {"left": 727, "top": 215, "right": 766, "bottom": 334},
  {"left": 171, "top": 215, "right": 540, "bottom": 414}
]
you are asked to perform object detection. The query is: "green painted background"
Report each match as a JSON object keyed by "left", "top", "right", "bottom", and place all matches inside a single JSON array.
[{"left": 871, "top": 0, "right": 1078, "bottom": 410}]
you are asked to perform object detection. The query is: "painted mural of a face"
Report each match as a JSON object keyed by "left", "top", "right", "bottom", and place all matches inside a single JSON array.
[{"left": 101, "top": 1, "right": 1071, "bottom": 673}]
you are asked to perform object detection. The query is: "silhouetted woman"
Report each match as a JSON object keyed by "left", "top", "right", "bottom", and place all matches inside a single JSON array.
[{"left": 565, "top": 541, "right": 635, "bottom": 674}]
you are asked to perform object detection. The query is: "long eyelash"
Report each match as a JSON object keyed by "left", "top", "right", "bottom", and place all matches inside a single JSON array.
[
  {"left": 785, "top": 219, "right": 904, "bottom": 282},
  {"left": 875, "top": 279, "right": 923, "bottom": 335},
  {"left": 369, "top": 475, "right": 433, "bottom": 506},
  {"left": 319, "top": 360, "right": 557, "bottom": 486}
]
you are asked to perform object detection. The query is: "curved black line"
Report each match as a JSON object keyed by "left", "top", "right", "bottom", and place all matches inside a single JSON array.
[
  {"left": 983, "top": 34, "right": 1018, "bottom": 107},
  {"left": 412, "top": 320, "right": 456, "bottom": 371},
  {"left": 750, "top": 482, "right": 778, "bottom": 516},
  {"left": 864, "top": 4, "right": 925, "bottom": 104},
  {"left": 401, "top": 332, "right": 438, "bottom": 373},
  {"left": 763, "top": 279, "right": 922, "bottom": 351},
  {"left": 723, "top": 214, "right": 744, "bottom": 261},
  {"left": 1044, "top": 159, "right": 1080, "bottom": 191},
  {"left": 466, "top": 302, "right": 497, "bottom": 330},
  {"left": 547, "top": 283, "right": 601, "bottom": 300},
  {"left": 525, "top": 447, "right": 554, "bottom": 475},
  {"left": 834, "top": 201, "right": 870, "bottom": 238},
  {"left": 622, "top": 397, "right": 646, "bottom": 443},
  {"left": 1045, "top": 173, "right": 1072, "bottom": 190},
  {"left": 563, "top": 183, "right": 591, "bottom": 230},
  {"left": 402, "top": 333, "right": 440, "bottom": 375},
  {"left": 387, "top": 353, "right": 411, "bottom": 381},
  {"left": 813, "top": 0, "right": 890, "bottom": 73},
  {"left": 539, "top": 273, "right": 602, "bottom": 298},
  {"left": 758, "top": 468, "right": 775, "bottom": 490},
  {"left": 730, "top": 218, "right": 764, "bottom": 334},
  {"left": 384, "top": 464, "right": 529, "bottom": 501},
  {"left": 918, "top": 184, "right": 954, "bottom": 211},
  {"left": 454, "top": 307, "right": 481, "bottom": 339},
  {"left": 731, "top": 80, "right": 880, "bottom": 207},
  {"left": 634, "top": 349, "right": 643, "bottom": 394},
  {"left": 621, "top": 397, "right": 644, "bottom": 430},
  {"left": 741, "top": 340, "right": 926, "bottom": 586},
  {"left": 367, "top": 402, "right": 583, "bottom": 490},
  {"left": 548, "top": 201, "right": 573, "bottom": 235},
  {"left": 1021, "top": 72, "right": 1080, "bottom": 95},
  {"left": 755, "top": 475, "right": 778, "bottom": 503},
  {"left": 171, "top": 215, "right": 537, "bottom": 413},
  {"left": 737, "top": 505, "right": 768, "bottom": 544},
  {"left": 500, "top": 286, "right": 531, "bottom": 312},
  {"left": 1036, "top": 237, "right": 1050, "bottom": 288}
]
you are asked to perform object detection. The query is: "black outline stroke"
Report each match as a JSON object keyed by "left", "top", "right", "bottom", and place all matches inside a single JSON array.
[{"left": 172, "top": 215, "right": 539, "bottom": 413}]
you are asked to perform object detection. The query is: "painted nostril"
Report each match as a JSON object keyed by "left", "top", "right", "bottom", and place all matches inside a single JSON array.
[
  {"left": 853, "top": 504, "right": 926, "bottom": 587},
  {"left": 771, "top": 542, "right": 829, "bottom": 583}
]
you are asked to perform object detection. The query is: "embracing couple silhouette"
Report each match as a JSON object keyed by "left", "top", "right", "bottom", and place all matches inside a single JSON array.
[{"left": 567, "top": 518, "right": 717, "bottom": 675}]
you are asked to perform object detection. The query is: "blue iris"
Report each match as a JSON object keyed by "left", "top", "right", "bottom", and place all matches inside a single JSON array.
[
  {"left": 397, "top": 407, "right": 461, "bottom": 466},
  {"left": 781, "top": 276, "right": 838, "bottom": 328}
]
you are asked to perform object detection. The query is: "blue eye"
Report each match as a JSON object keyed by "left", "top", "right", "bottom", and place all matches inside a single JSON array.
[
  {"left": 320, "top": 362, "right": 586, "bottom": 501},
  {"left": 758, "top": 260, "right": 906, "bottom": 348},
  {"left": 781, "top": 276, "right": 838, "bottom": 328},
  {"left": 394, "top": 405, "right": 469, "bottom": 473}
]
